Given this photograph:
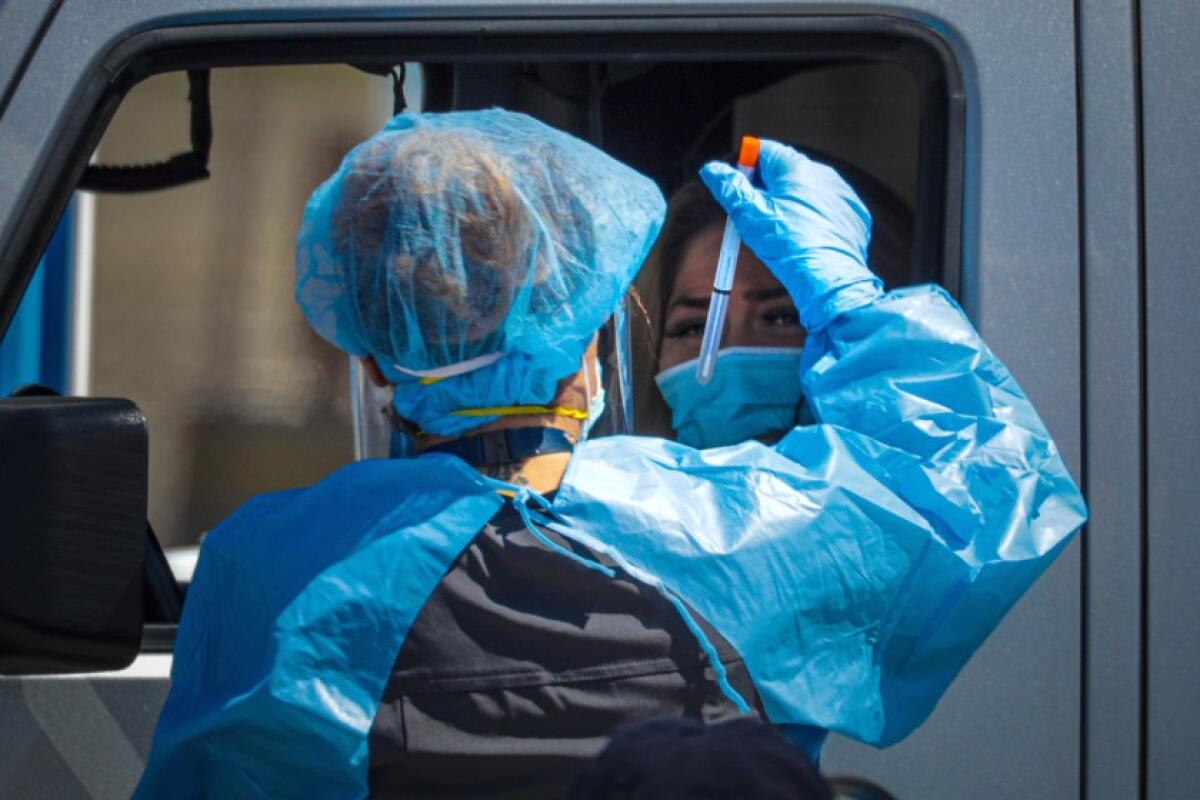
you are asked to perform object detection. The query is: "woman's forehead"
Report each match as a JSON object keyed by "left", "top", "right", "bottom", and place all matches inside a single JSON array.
[{"left": 671, "top": 230, "right": 784, "bottom": 300}]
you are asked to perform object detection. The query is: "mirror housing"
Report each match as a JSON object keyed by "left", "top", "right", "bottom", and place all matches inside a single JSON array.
[{"left": 0, "top": 396, "right": 147, "bottom": 674}]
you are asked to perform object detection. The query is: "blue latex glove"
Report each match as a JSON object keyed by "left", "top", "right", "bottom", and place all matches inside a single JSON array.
[{"left": 700, "top": 141, "right": 884, "bottom": 332}]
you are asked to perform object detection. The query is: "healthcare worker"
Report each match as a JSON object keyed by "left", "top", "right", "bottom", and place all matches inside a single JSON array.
[{"left": 135, "top": 110, "right": 1086, "bottom": 800}]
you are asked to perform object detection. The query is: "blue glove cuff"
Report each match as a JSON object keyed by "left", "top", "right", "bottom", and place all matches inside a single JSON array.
[{"left": 802, "top": 275, "right": 885, "bottom": 332}]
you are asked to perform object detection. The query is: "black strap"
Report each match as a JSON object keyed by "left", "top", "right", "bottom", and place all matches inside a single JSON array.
[
  {"left": 80, "top": 70, "right": 212, "bottom": 193},
  {"left": 349, "top": 62, "right": 408, "bottom": 115},
  {"left": 425, "top": 427, "right": 574, "bottom": 468}
]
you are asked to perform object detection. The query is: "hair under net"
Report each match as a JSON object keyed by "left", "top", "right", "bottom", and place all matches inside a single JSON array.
[{"left": 296, "top": 109, "right": 666, "bottom": 436}]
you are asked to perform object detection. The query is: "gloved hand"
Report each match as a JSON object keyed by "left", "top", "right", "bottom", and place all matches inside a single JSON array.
[{"left": 700, "top": 140, "right": 883, "bottom": 332}]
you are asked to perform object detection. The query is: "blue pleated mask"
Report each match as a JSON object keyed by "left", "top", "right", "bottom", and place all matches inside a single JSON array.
[{"left": 655, "top": 347, "right": 810, "bottom": 449}]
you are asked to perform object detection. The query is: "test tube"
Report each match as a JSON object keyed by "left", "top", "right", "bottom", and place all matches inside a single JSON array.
[{"left": 695, "top": 136, "right": 761, "bottom": 385}]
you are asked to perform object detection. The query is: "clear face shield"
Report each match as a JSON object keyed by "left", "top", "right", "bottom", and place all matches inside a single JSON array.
[
  {"left": 349, "top": 359, "right": 402, "bottom": 460},
  {"left": 349, "top": 297, "right": 636, "bottom": 460}
]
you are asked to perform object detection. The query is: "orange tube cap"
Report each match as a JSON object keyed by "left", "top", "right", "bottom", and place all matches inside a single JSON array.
[{"left": 737, "top": 136, "right": 761, "bottom": 170}]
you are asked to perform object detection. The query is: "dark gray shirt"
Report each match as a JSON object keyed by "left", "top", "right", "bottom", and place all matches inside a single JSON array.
[{"left": 368, "top": 502, "right": 761, "bottom": 799}]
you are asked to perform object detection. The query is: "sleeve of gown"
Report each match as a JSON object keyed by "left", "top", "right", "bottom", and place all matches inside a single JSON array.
[
  {"left": 554, "top": 282, "right": 1085, "bottom": 747},
  {"left": 133, "top": 494, "right": 296, "bottom": 799},
  {"left": 766, "top": 281, "right": 1087, "bottom": 743},
  {"left": 677, "top": 143, "right": 1086, "bottom": 744}
]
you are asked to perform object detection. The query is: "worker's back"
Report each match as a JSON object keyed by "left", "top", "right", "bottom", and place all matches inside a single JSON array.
[{"left": 371, "top": 502, "right": 756, "bottom": 798}]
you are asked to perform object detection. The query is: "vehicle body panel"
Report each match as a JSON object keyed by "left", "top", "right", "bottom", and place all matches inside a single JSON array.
[
  {"left": 3, "top": 0, "right": 1185, "bottom": 797},
  {"left": 1143, "top": 0, "right": 1200, "bottom": 798},
  {"left": 1078, "top": 2, "right": 1142, "bottom": 799},
  {"left": 0, "top": 0, "right": 59, "bottom": 116},
  {"left": 1, "top": 657, "right": 169, "bottom": 800}
]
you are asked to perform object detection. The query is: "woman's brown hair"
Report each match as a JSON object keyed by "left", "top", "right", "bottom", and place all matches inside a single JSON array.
[{"left": 630, "top": 179, "right": 727, "bottom": 437}]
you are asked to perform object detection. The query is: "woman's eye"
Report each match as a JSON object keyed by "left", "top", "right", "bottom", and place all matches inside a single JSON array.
[
  {"left": 762, "top": 308, "right": 801, "bottom": 328},
  {"left": 664, "top": 318, "right": 706, "bottom": 339}
]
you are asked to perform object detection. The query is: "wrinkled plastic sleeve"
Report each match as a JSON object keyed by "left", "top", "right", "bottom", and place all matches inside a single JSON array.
[
  {"left": 133, "top": 459, "right": 505, "bottom": 799},
  {"left": 554, "top": 284, "right": 1086, "bottom": 746}
]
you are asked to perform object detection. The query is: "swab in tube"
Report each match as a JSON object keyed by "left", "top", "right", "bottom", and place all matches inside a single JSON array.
[{"left": 696, "top": 136, "right": 761, "bottom": 385}]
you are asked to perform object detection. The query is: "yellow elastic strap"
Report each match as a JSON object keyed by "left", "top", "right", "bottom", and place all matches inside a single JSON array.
[
  {"left": 451, "top": 405, "right": 589, "bottom": 421},
  {"left": 417, "top": 376, "right": 444, "bottom": 386}
]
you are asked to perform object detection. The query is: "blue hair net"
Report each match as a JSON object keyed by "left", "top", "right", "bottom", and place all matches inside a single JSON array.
[{"left": 296, "top": 109, "right": 666, "bottom": 436}]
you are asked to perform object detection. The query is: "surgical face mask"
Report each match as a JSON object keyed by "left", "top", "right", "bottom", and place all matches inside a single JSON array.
[
  {"left": 655, "top": 347, "right": 809, "bottom": 449},
  {"left": 441, "top": 354, "right": 606, "bottom": 442},
  {"left": 352, "top": 352, "right": 609, "bottom": 460}
]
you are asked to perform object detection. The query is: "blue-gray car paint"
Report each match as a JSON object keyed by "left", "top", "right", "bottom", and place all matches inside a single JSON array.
[{"left": 2, "top": 2, "right": 1188, "bottom": 798}]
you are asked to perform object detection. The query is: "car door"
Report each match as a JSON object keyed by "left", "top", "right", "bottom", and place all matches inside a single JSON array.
[
  {"left": 1141, "top": 1, "right": 1200, "bottom": 798},
  {"left": 0, "top": 3, "right": 1091, "bottom": 799}
]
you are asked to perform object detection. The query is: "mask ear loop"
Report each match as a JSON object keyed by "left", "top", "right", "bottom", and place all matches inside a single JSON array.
[{"left": 482, "top": 477, "right": 751, "bottom": 715}]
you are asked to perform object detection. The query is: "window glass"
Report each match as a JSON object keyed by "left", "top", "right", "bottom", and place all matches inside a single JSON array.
[
  {"left": 85, "top": 56, "right": 935, "bottom": 548},
  {"left": 90, "top": 66, "right": 403, "bottom": 547},
  {"left": 733, "top": 62, "right": 919, "bottom": 290}
]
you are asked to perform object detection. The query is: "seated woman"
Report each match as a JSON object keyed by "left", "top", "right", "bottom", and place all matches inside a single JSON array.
[
  {"left": 134, "top": 110, "right": 1085, "bottom": 800},
  {"left": 634, "top": 159, "right": 913, "bottom": 446}
]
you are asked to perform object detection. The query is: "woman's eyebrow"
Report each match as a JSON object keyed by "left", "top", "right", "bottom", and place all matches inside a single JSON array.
[
  {"left": 666, "top": 295, "right": 711, "bottom": 312},
  {"left": 742, "top": 287, "right": 789, "bottom": 302}
]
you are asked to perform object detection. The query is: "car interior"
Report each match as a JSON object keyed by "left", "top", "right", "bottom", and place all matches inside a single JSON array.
[{"left": 5, "top": 16, "right": 960, "bottom": 669}]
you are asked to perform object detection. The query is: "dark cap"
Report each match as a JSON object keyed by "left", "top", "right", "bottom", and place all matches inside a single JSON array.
[{"left": 567, "top": 717, "right": 833, "bottom": 800}]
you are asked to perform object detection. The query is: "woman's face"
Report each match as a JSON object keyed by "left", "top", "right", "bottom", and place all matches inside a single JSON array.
[{"left": 658, "top": 225, "right": 806, "bottom": 371}]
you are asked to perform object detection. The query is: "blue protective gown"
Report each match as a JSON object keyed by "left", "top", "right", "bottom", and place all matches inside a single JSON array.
[{"left": 134, "top": 284, "right": 1086, "bottom": 799}]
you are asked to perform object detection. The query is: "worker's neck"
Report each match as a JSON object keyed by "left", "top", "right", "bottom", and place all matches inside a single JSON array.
[{"left": 418, "top": 414, "right": 582, "bottom": 494}]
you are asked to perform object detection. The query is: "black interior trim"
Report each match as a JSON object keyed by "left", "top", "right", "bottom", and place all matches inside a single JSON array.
[
  {"left": 143, "top": 522, "right": 183, "bottom": 624},
  {"left": 141, "top": 623, "right": 178, "bottom": 653},
  {"left": 78, "top": 69, "right": 212, "bottom": 193}
]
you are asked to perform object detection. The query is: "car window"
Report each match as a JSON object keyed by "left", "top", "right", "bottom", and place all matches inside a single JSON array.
[
  {"left": 1, "top": 31, "right": 957, "bottom": 595},
  {"left": 88, "top": 66, "right": 401, "bottom": 549}
]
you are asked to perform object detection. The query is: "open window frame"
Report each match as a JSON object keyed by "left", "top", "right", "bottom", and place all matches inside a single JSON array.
[{"left": 0, "top": 14, "right": 965, "bottom": 655}]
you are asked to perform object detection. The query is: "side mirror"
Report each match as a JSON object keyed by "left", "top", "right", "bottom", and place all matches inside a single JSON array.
[{"left": 0, "top": 396, "right": 148, "bottom": 674}]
